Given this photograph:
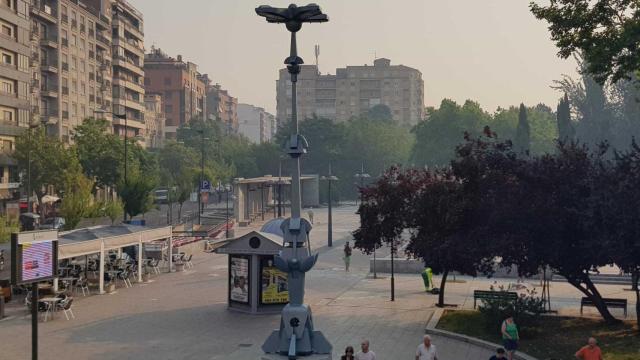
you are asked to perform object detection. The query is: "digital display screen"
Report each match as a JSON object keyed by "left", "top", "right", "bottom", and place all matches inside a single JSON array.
[{"left": 21, "top": 241, "right": 54, "bottom": 281}]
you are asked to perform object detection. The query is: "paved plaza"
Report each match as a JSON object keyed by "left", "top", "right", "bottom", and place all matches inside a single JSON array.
[{"left": 0, "top": 205, "right": 635, "bottom": 359}]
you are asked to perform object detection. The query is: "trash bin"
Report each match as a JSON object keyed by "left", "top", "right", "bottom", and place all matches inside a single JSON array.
[{"left": 421, "top": 268, "right": 431, "bottom": 291}]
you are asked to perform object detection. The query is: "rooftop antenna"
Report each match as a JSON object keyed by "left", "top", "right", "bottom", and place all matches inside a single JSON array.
[{"left": 314, "top": 44, "right": 320, "bottom": 75}]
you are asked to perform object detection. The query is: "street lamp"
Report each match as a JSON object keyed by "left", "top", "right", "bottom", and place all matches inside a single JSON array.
[
  {"left": 354, "top": 162, "right": 374, "bottom": 277},
  {"left": 182, "top": 126, "right": 209, "bottom": 225},
  {"left": 25, "top": 122, "right": 40, "bottom": 214},
  {"left": 225, "top": 183, "right": 233, "bottom": 239},
  {"left": 320, "top": 163, "right": 338, "bottom": 247},
  {"left": 256, "top": 3, "right": 331, "bottom": 358},
  {"left": 94, "top": 108, "right": 132, "bottom": 223}
]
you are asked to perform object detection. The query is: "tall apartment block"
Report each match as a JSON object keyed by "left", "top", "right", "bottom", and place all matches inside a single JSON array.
[
  {"left": 0, "top": 0, "right": 32, "bottom": 211},
  {"left": 28, "top": 0, "right": 144, "bottom": 142},
  {"left": 144, "top": 92, "right": 163, "bottom": 148},
  {"left": 276, "top": 58, "right": 424, "bottom": 126},
  {"left": 144, "top": 47, "right": 206, "bottom": 138},
  {"left": 237, "top": 103, "right": 275, "bottom": 144},
  {"left": 110, "top": 0, "right": 145, "bottom": 139},
  {"left": 203, "top": 79, "right": 238, "bottom": 134}
]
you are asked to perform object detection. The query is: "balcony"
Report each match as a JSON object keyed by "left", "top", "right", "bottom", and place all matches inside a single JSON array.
[
  {"left": 89, "top": 72, "right": 95, "bottom": 81},
  {"left": 80, "top": 24, "right": 85, "bottom": 33},
  {"left": 30, "top": 79, "right": 39, "bottom": 92},
  {"left": 30, "top": 2, "right": 57, "bottom": 23},
  {"left": 96, "top": 34, "right": 110, "bottom": 47},
  {"left": 40, "top": 84, "right": 58, "bottom": 98},
  {"left": 61, "top": 86, "right": 69, "bottom": 95},
  {"left": 61, "top": 62, "right": 69, "bottom": 72},
  {"left": 61, "top": 38, "right": 68, "bottom": 47},
  {"left": 89, "top": 50, "right": 95, "bottom": 59},
  {"left": 61, "top": 14, "right": 68, "bottom": 24},
  {"left": 40, "top": 60, "right": 58, "bottom": 73},
  {"left": 89, "top": 94, "right": 95, "bottom": 103},
  {"left": 71, "top": 19, "right": 77, "bottom": 29},
  {"left": 99, "top": 14, "right": 110, "bottom": 26},
  {"left": 39, "top": 37, "right": 58, "bottom": 48}
]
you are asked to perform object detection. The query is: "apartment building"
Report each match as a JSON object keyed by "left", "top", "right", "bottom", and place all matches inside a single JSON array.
[
  {"left": 276, "top": 58, "right": 424, "bottom": 126},
  {"left": 204, "top": 79, "right": 238, "bottom": 134},
  {"left": 144, "top": 92, "right": 163, "bottom": 148},
  {"left": 0, "top": 0, "right": 31, "bottom": 211},
  {"left": 144, "top": 47, "right": 206, "bottom": 138},
  {"left": 111, "top": 0, "right": 144, "bottom": 139},
  {"left": 237, "top": 103, "right": 275, "bottom": 143}
]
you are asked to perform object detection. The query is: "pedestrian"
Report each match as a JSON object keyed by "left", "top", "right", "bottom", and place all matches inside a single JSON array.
[
  {"left": 489, "top": 347, "right": 506, "bottom": 360},
  {"left": 308, "top": 209, "right": 314, "bottom": 224},
  {"left": 355, "top": 339, "right": 376, "bottom": 360},
  {"left": 415, "top": 335, "right": 438, "bottom": 360},
  {"left": 341, "top": 345, "right": 355, "bottom": 360},
  {"left": 344, "top": 241, "right": 353, "bottom": 272},
  {"left": 501, "top": 315, "right": 519, "bottom": 360},
  {"left": 575, "top": 337, "right": 603, "bottom": 360}
]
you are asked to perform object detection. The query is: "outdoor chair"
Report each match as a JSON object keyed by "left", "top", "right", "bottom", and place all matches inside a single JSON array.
[
  {"left": 184, "top": 254, "right": 194, "bottom": 269},
  {"left": 150, "top": 259, "right": 160, "bottom": 274},
  {"left": 117, "top": 269, "right": 132, "bottom": 288},
  {"left": 56, "top": 297, "right": 75, "bottom": 320},
  {"left": 74, "top": 277, "right": 90, "bottom": 296}
]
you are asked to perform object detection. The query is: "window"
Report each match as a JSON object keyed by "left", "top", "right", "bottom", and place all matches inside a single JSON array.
[
  {"left": 165, "top": 105, "right": 173, "bottom": 113},
  {"left": 62, "top": 102, "right": 68, "bottom": 111},
  {"left": 1, "top": 108, "right": 13, "bottom": 122},
  {"left": 1, "top": 50, "right": 12, "bottom": 65},
  {"left": 80, "top": 38, "right": 85, "bottom": 51},
  {"left": 1, "top": 140, "right": 12, "bottom": 153},
  {"left": 1, "top": 22, "right": 13, "bottom": 38},
  {"left": 71, "top": 34, "right": 77, "bottom": 47},
  {"left": 71, "top": 79, "right": 77, "bottom": 93},
  {"left": 144, "top": 78, "right": 150, "bottom": 86},
  {"left": 81, "top": 104, "right": 86, "bottom": 117},
  {"left": 81, "top": 81, "right": 85, "bottom": 95},
  {"left": 80, "top": 60, "right": 85, "bottom": 72},
  {"left": 165, "top": 91, "right": 172, "bottom": 99},
  {"left": 61, "top": 29, "right": 67, "bottom": 41},
  {"left": 164, "top": 77, "right": 171, "bottom": 85},
  {"left": 0, "top": 77, "right": 14, "bottom": 94},
  {"left": 72, "top": 56, "right": 77, "bottom": 70},
  {"left": 71, "top": 102, "right": 77, "bottom": 116}
]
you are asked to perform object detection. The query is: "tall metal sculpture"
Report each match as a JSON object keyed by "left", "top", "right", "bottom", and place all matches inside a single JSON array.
[{"left": 256, "top": 4, "right": 332, "bottom": 359}]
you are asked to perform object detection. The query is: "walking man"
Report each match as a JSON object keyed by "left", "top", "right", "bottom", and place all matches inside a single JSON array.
[
  {"left": 307, "top": 209, "right": 314, "bottom": 224},
  {"left": 344, "top": 241, "right": 353, "bottom": 272},
  {"left": 355, "top": 339, "right": 376, "bottom": 360},
  {"left": 416, "top": 335, "right": 438, "bottom": 360},
  {"left": 575, "top": 337, "right": 603, "bottom": 360},
  {"left": 489, "top": 348, "right": 506, "bottom": 360}
]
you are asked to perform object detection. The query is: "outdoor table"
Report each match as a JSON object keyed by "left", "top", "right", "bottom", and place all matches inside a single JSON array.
[
  {"left": 39, "top": 297, "right": 61, "bottom": 321},
  {"left": 59, "top": 277, "right": 77, "bottom": 291}
]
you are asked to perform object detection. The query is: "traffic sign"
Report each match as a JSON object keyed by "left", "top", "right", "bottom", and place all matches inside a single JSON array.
[{"left": 200, "top": 180, "right": 211, "bottom": 191}]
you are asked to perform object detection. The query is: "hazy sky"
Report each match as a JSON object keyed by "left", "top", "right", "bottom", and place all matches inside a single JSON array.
[{"left": 132, "top": 0, "right": 577, "bottom": 114}]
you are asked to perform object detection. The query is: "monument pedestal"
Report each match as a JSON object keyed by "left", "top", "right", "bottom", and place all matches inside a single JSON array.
[{"left": 261, "top": 354, "right": 332, "bottom": 360}]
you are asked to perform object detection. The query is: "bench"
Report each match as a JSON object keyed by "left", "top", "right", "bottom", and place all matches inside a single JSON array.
[
  {"left": 473, "top": 290, "right": 518, "bottom": 309},
  {"left": 580, "top": 297, "right": 627, "bottom": 317}
]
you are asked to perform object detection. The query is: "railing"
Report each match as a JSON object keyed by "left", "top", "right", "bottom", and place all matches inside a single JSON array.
[
  {"left": 96, "top": 34, "right": 110, "bottom": 46},
  {"left": 61, "top": 14, "right": 68, "bottom": 23},
  {"left": 99, "top": 14, "right": 110, "bottom": 25}
]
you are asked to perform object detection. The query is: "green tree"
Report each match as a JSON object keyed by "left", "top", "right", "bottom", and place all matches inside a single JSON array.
[
  {"left": 556, "top": 93, "right": 575, "bottom": 142},
  {"left": 0, "top": 216, "right": 19, "bottom": 243},
  {"left": 103, "top": 199, "right": 124, "bottom": 225},
  {"left": 366, "top": 104, "right": 393, "bottom": 123},
  {"left": 530, "top": 0, "right": 640, "bottom": 84},
  {"left": 118, "top": 173, "right": 155, "bottom": 220},
  {"left": 59, "top": 173, "right": 94, "bottom": 230},
  {"left": 13, "top": 127, "right": 82, "bottom": 215},
  {"left": 515, "top": 103, "right": 531, "bottom": 154},
  {"left": 73, "top": 118, "right": 122, "bottom": 192}
]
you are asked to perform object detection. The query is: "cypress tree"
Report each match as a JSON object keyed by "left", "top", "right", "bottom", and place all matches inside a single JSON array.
[
  {"left": 557, "top": 93, "right": 575, "bottom": 142},
  {"left": 515, "top": 103, "right": 530, "bottom": 154}
]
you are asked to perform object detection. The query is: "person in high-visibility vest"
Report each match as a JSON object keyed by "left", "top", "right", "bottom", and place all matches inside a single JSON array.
[{"left": 421, "top": 267, "right": 433, "bottom": 291}]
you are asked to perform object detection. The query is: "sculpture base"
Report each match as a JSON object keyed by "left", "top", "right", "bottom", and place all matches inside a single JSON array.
[{"left": 260, "top": 354, "right": 332, "bottom": 360}]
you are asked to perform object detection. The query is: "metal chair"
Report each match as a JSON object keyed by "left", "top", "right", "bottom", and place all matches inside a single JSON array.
[
  {"left": 74, "top": 277, "right": 90, "bottom": 296},
  {"left": 184, "top": 254, "right": 194, "bottom": 269},
  {"left": 56, "top": 297, "right": 75, "bottom": 320}
]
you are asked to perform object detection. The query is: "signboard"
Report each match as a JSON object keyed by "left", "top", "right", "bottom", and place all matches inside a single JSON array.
[
  {"left": 6, "top": 202, "right": 19, "bottom": 222},
  {"left": 229, "top": 256, "right": 249, "bottom": 303},
  {"left": 201, "top": 192, "right": 209, "bottom": 204},
  {"left": 11, "top": 230, "right": 59, "bottom": 285},
  {"left": 200, "top": 180, "right": 211, "bottom": 191},
  {"left": 260, "top": 257, "right": 289, "bottom": 304}
]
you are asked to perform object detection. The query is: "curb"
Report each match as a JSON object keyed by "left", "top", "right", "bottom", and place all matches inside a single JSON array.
[{"left": 425, "top": 309, "right": 539, "bottom": 360}]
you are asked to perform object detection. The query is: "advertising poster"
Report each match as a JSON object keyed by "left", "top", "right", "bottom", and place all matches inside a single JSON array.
[
  {"left": 260, "top": 257, "right": 289, "bottom": 304},
  {"left": 230, "top": 256, "right": 249, "bottom": 303},
  {"left": 22, "top": 241, "right": 54, "bottom": 282}
]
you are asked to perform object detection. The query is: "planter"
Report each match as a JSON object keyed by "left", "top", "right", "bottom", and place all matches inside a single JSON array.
[
  {"left": 175, "top": 263, "right": 185, "bottom": 272},
  {"left": 106, "top": 283, "right": 116, "bottom": 293},
  {"left": 142, "top": 273, "right": 150, "bottom": 282}
]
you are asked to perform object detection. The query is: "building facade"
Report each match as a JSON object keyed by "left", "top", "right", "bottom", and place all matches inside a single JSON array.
[
  {"left": 143, "top": 92, "right": 163, "bottom": 148},
  {"left": 204, "top": 80, "right": 237, "bottom": 134},
  {"left": 276, "top": 58, "right": 424, "bottom": 126},
  {"left": 0, "top": 0, "right": 31, "bottom": 211},
  {"left": 237, "top": 103, "right": 274, "bottom": 143},
  {"left": 144, "top": 47, "right": 206, "bottom": 138},
  {"left": 111, "top": 0, "right": 145, "bottom": 140}
]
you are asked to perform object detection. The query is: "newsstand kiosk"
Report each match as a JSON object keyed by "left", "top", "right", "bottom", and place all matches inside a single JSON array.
[{"left": 216, "top": 231, "right": 289, "bottom": 314}]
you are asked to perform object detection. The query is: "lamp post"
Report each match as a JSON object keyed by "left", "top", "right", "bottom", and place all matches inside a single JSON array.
[
  {"left": 26, "top": 122, "right": 40, "bottom": 214},
  {"left": 354, "top": 162, "right": 375, "bottom": 278},
  {"left": 256, "top": 4, "right": 331, "bottom": 358},
  {"left": 320, "top": 163, "right": 338, "bottom": 247},
  {"left": 94, "top": 109, "right": 129, "bottom": 222},
  {"left": 225, "top": 183, "right": 232, "bottom": 239}
]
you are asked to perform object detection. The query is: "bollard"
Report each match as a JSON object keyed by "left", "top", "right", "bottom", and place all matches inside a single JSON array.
[{"left": 0, "top": 295, "right": 5, "bottom": 319}]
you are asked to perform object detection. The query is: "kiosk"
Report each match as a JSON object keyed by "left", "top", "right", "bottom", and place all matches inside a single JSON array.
[{"left": 216, "top": 231, "right": 289, "bottom": 314}]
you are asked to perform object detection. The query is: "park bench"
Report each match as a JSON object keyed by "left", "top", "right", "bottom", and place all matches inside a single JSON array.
[
  {"left": 473, "top": 290, "right": 518, "bottom": 309},
  {"left": 580, "top": 297, "right": 627, "bottom": 317}
]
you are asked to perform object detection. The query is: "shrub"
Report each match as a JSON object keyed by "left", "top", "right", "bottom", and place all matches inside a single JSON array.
[{"left": 478, "top": 285, "right": 545, "bottom": 334}]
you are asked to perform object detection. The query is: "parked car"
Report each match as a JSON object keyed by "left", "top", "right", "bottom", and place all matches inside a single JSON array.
[
  {"left": 40, "top": 217, "right": 66, "bottom": 230},
  {"left": 154, "top": 189, "right": 169, "bottom": 204}
]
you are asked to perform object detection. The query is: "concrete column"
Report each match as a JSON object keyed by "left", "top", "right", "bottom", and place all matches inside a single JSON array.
[
  {"left": 167, "top": 237, "right": 172, "bottom": 273},
  {"left": 137, "top": 236, "right": 143, "bottom": 283},
  {"left": 99, "top": 241, "right": 105, "bottom": 294},
  {"left": 251, "top": 254, "right": 259, "bottom": 314},
  {"left": 53, "top": 278, "right": 58, "bottom": 293}
]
